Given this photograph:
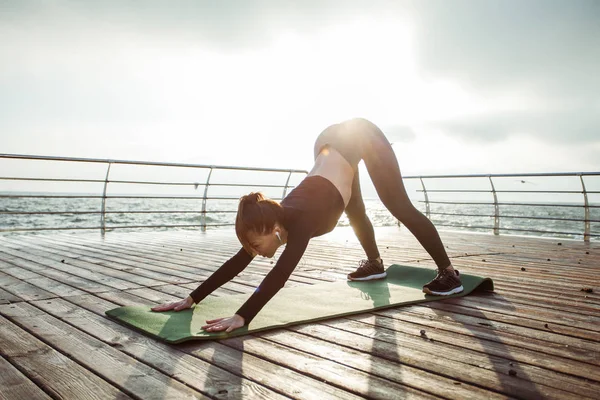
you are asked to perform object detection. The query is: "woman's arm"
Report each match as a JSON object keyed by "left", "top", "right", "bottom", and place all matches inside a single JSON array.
[
  {"left": 202, "top": 233, "right": 310, "bottom": 332},
  {"left": 235, "top": 232, "right": 311, "bottom": 324},
  {"left": 152, "top": 247, "right": 254, "bottom": 312},
  {"left": 189, "top": 247, "right": 254, "bottom": 304}
]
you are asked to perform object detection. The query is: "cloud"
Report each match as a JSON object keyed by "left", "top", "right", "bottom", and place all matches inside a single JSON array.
[
  {"left": 2, "top": 0, "right": 599, "bottom": 153},
  {"left": 407, "top": 0, "right": 600, "bottom": 145},
  {"left": 383, "top": 125, "right": 416, "bottom": 144},
  {"left": 0, "top": 1, "right": 403, "bottom": 53},
  {"left": 412, "top": 0, "right": 600, "bottom": 99},
  {"left": 431, "top": 103, "right": 600, "bottom": 144},
  {"left": 7, "top": 0, "right": 595, "bottom": 92}
]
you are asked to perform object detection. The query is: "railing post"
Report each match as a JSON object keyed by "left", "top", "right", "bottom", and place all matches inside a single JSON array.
[
  {"left": 580, "top": 174, "right": 591, "bottom": 242},
  {"left": 201, "top": 168, "right": 213, "bottom": 232},
  {"left": 100, "top": 163, "right": 112, "bottom": 236},
  {"left": 282, "top": 171, "right": 293, "bottom": 199},
  {"left": 488, "top": 176, "right": 500, "bottom": 235},
  {"left": 419, "top": 177, "right": 431, "bottom": 219}
]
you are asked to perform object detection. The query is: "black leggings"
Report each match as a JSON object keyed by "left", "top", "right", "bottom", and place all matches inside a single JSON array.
[{"left": 315, "top": 118, "right": 451, "bottom": 269}]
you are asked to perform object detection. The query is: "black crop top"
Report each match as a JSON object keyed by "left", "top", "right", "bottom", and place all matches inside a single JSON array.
[{"left": 189, "top": 175, "right": 345, "bottom": 324}]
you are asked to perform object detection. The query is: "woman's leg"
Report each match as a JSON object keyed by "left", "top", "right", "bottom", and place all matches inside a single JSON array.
[
  {"left": 344, "top": 168, "right": 380, "bottom": 261},
  {"left": 345, "top": 167, "right": 387, "bottom": 281},
  {"left": 356, "top": 120, "right": 452, "bottom": 269}
]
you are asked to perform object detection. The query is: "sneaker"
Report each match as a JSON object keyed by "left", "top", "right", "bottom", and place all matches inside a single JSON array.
[
  {"left": 422, "top": 268, "right": 464, "bottom": 296},
  {"left": 347, "top": 259, "right": 387, "bottom": 281}
]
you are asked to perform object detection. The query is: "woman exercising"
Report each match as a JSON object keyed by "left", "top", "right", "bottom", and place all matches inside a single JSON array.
[{"left": 152, "top": 118, "right": 463, "bottom": 333}]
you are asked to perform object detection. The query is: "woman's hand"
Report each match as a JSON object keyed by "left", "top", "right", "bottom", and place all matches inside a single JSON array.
[
  {"left": 151, "top": 296, "right": 195, "bottom": 312},
  {"left": 202, "top": 314, "right": 245, "bottom": 333}
]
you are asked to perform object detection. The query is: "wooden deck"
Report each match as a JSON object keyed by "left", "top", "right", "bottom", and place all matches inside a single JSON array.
[{"left": 0, "top": 226, "right": 598, "bottom": 400}]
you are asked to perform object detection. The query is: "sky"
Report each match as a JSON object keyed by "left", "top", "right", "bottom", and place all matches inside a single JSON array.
[{"left": 1, "top": 0, "right": 599, "bottom": 188}]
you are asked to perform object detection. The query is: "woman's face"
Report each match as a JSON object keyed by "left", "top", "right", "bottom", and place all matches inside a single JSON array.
[{"left": 246, "top": 229, "right": 280, "bottom": 258}]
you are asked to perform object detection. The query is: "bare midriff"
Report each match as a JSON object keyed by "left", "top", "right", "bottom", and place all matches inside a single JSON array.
[{"left": 307, "top": 147, "right": 354, "bottom": 208}]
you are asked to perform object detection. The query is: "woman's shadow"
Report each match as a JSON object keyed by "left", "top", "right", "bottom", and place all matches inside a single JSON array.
[
  {"left": 427, "top": 290, "right": 546, "bottom": 399},
  {"left": 344, "top": 273, "right": 545, "bottom": 399},
  {"left": 346, "top": 279, "right": 407, "bottom": 399}
]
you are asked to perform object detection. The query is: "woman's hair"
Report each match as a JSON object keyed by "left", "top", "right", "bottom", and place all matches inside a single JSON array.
[{"left": 235, "top": 192, "right": 284, "bottom": 253}]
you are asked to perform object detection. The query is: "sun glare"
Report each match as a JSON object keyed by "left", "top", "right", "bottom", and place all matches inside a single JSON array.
[{"left": 110, "top": 16, "right": 503, "bottom": 171}]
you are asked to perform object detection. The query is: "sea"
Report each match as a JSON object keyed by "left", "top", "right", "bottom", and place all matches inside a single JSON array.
[{"left": 1, "top": 194, "right": 598, "bottom": 241}]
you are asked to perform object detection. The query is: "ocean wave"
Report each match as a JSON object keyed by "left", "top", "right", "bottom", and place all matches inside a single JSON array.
[{"left": 1, "top": 197, "right": 597, "bottom": 240}]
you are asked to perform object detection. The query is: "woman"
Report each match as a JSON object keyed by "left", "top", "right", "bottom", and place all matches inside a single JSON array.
[{"left": 152, "top": 118, "right": 463, "bottom": 333}]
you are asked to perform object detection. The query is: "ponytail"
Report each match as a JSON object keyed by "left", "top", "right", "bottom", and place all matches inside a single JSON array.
[{"left": 235, "top": 192, "right": 283, "bottom": 252}]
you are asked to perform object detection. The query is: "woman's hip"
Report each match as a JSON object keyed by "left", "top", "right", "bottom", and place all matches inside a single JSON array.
[{"left": 313, "top": 118, "right": 388, "bottom": 167}]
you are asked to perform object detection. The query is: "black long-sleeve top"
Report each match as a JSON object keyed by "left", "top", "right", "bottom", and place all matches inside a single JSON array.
[{"left": 189, "top": 175, "right": 345, "bottom": 324}]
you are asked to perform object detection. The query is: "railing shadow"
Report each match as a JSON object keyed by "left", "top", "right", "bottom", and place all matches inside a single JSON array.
[
  {"left": 177, "top": 337, "right": 246, "bottom": 400},
  {"left": 113, "top": 307, "right": 196, "bottom": 400},
  {"left": 125, "top": 306, "right": 247, "bottom": 399}
]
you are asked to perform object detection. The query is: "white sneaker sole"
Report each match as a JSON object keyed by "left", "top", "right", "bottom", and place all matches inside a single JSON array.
[
  {"left": 347, "top": 272, "right": 387, "bottom": 281},
  {"left": 423, "top": 285, "right": 464, "bottom": 296}
]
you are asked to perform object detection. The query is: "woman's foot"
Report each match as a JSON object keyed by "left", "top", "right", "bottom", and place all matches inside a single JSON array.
[
  {"left": 422, "top": 266, "right": 464, "bottom": 295},
  {"left": 348, "top": 258, "right": 387, "bottom": 281}
]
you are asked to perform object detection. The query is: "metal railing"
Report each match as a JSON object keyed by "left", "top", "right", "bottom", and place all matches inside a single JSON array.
[
  {"left": 403, "top": 172, "right": 599, "bottom": 242},
  {"left": 0, "top": 154, "right": 308, "bottom": 234},
  {"left": 1, "top": 154, "right": 598, "bottom": 241}
]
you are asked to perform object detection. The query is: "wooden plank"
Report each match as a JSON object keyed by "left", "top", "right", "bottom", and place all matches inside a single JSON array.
[
  {"left": 142, "top": 232, "right": 370, "bottom": 278},
  {"left": 31, "top": 234, "right": 202, "bottom": 285},
  {"left": 262, "top": 325, "right": 589, "bottom": 400},
  {"left": 40, "top": 233, "right": 227, "bottom": 272},
  {"left": 93, "top": 289, "right": 157, "bottom": 307},
  {"left": 433, "top": 297, "right": 600, "bottom": 340},
  {"left": 1, "top": 228, "right": 598, "bottom": 400},
  {"left": 94, "top": 287, "right": 230, "bottom": 308},
  {"left": 0, "top": 286, "right": 24, "bottom": 304},
  {"left": 1, "top": 237, "right": 183, "bottom": 288},
  {"left": 0, "top": 315, "right": 131, "bottom": 400},
  {"left": 45, "top": 232, "right": 326, "bottom": 286},
  {"left": 32, "top": 235, "right": 240, "bottom": 286},
  {"left": 123, "top": 287, "right": 182, "bottom": 304},
  {"left": 429, "top": 250, "right": 599, "bottom": 280},
  {"left": 221, "top": 335, "right": 439, "bottom": 400},
  {"left": 2, "top": 228, "right": 592, "bottom": 306},
  {"left": 375, "top": 306, "right": 600, "bottom": 369},
  {"left": 0, "top": 259, "right": 117, "bottom": 294},
  {"left": 50, "top": 293, "right": 368, "bottom": 400},
  {"left": 0, "top": 357, "right": 53, "bottom": 400},
  {"left": 492, "top": 281, "right": 600, "bottom": 307},
  {"left": 178, "top": 341, "right": 366, "bottom": 400},
  {"left": 0, "top": 261, "right": 87, "bottom": 298},
  {"left": 0, "top": 271, "right": 57, "bottom": 301},
  {"left": 62, "top": 231, "right": 309, "bottom": 278},
  {"left": 453, "top": 259, "right": 600, "bottom": 287},
  {"left": 256, "top": 328, "right": 508, "bottom": 400},
  {"left": 452, "top": 289, "right": 600, "bottom": 320},
  {"left": 0, "top": 303, "right": 208, "bottom": 399},
  {"left": 42, "top": 236, "right": 309, "bottom": 294},
  {"left": 123, "top": 282, "right": 246, "bottom": 304},
  {"left": 3, "top": 228, "right": 593, "bottom": 286},
  {"left": 457, "top": 280, "right": 600, "bottom": 312},
  {"left": 153, "top": 282, "right": 242, "bottom": 299},
  {"left": 17, "top": 236, "right": 264, "bottom": 296},
  {"left": 31, "top": 297, "right": 293, "bottom": 400},
  {"left": 178, "top": 279, "right": 267, "bottom": 295},
  {"left": 111, "top": 229, "right": 599, "bottom": 289},
  {"left": 315, "top": 315, "right": 600, "bottom": 396},
  {"left": 103, "top": 232, "right": 459, "bottom": 292},
  {"left": 1, "top": 247, "right": 153, "bottom": 290}
]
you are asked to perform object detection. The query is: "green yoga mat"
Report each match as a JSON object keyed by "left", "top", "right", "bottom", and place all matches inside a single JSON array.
[{"left": 105, "top": 264, "right": 493, "bottom": 344}]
